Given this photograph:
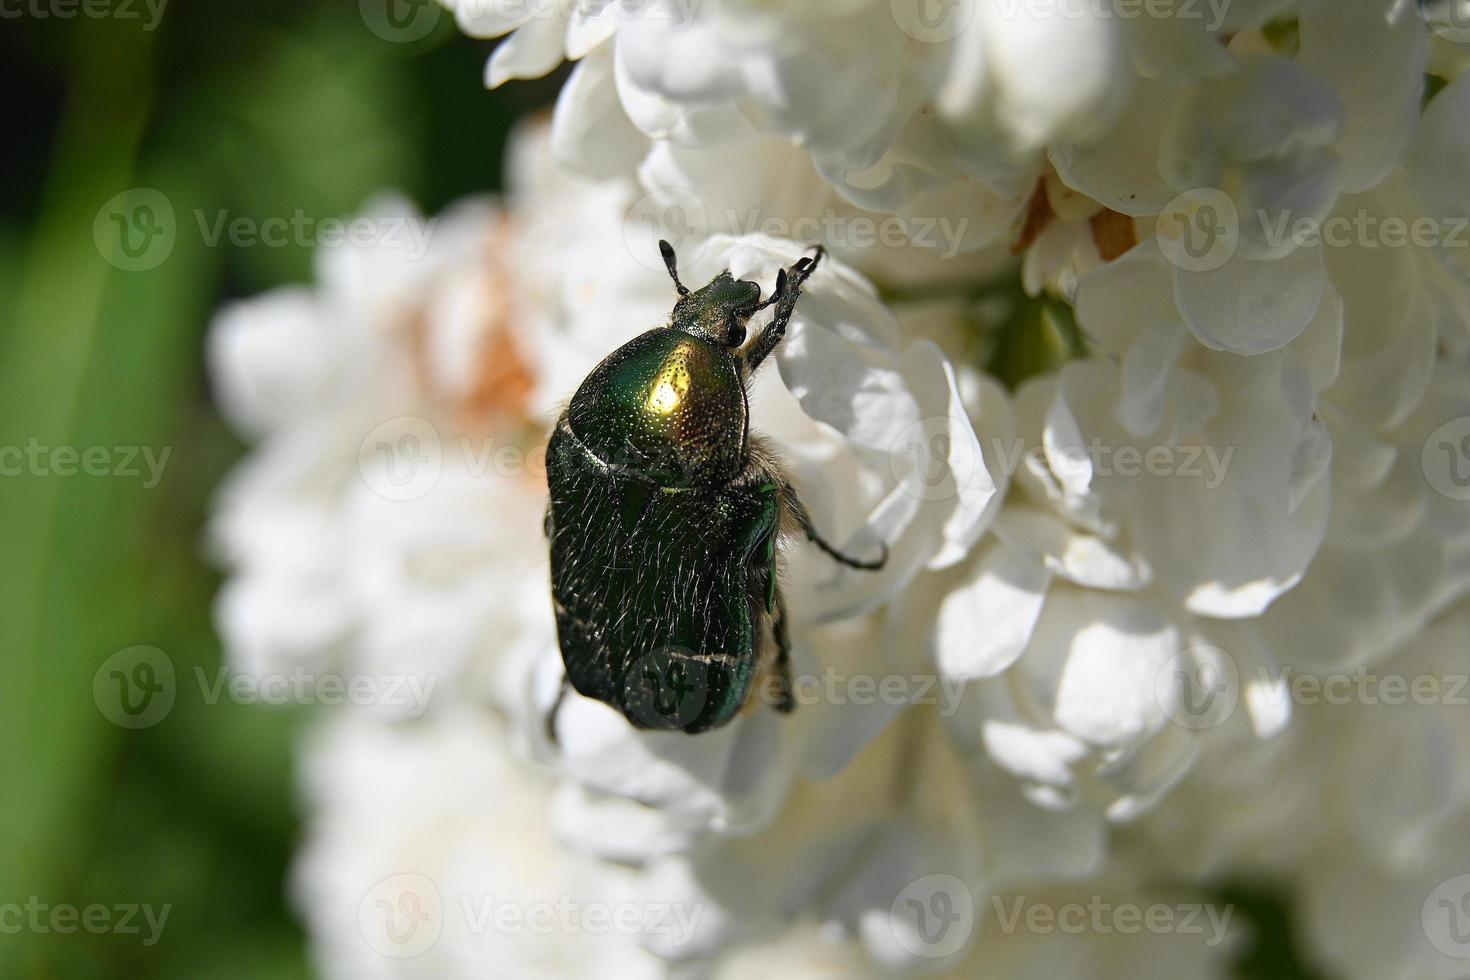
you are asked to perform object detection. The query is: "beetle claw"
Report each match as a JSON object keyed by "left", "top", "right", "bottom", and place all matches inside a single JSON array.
[{"left": 788, "top": 246, "right": 823, "bottom": 288}]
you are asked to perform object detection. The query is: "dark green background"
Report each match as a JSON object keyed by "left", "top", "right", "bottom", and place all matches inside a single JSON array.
[
  {"left": 0, "top": 3, "right": 1317, "bottom": 976},
  {"left": 0, "top": 3, "right": 555, "bottom": 975}
]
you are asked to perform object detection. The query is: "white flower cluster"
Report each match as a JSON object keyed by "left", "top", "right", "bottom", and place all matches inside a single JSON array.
[{"left": 208, "top": 2, "right": 1470, "bottom": 977}]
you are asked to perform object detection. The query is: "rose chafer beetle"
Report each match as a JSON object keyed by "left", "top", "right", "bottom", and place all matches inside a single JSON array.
[{"left": 544, "top": 240, "right": 887, "bottom": 736}]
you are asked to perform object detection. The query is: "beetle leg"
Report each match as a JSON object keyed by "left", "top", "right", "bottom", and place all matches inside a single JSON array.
[
  {"left": 784, "top": 486, "right": 889, "bottom": 572},
  {"left": 543, "top": 506, "right": 553, "bottom": 540},
  {"left": 743, "top": 247, "right": 824, "bottom": 373},
  {"left": 545, "top": 672, "right": 571, "bottom": 748},
  {"left": 772, "top": 593, "right": 795, "bottom": 713}
]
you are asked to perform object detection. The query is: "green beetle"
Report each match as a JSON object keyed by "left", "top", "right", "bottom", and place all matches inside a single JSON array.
[{"left": 544, "top": 241, "right": 887, "bottom": 737}]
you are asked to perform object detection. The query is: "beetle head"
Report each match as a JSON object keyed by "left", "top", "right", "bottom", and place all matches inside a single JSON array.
[{"left": 660, "top": 240, "right": 798, "bottom": 349}]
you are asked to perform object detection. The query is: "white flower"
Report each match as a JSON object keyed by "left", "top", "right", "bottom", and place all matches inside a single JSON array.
[
  {"left": 208, "top": 192, "right": 552, "bottom": 715},
  {"left": 1133, "top": 603, "right": 1470, "bottom": 980},
  {"left": 467, "top": 0, "right": 1128, "bottom": 214},
  {"left": 293, "top": 706, "right": 667, "bottom": 979},
  {"left": 208, "top": 9, "right": 1470, "bottom": 978},
  {"left": 897, "top": 231, "right": 1335, "bottom": 816}
]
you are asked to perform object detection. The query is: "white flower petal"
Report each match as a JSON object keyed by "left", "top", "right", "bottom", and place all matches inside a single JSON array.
[
  {"left": 936, "top": 541, "right": 1051, "bottom": 681},
  {"left": 993, "top": 508, "right": 1147, "bottom": 592},
  {"left": 1049, "top": 79, "right": 1180, "bottom": 217},
  {"left": 963, "top": 0, "right": 1130, "bottom": 151},
  {"left": 208, "top": 288, "right": 337, "bottom": 438},
  {"left": 485, "top": 9, "right": 571, "bottom": 88},
  {"left": 1408, "top": 71, "right": 1470, "bottom": 224},
  {"left": 1116, "top": 321, "right": 1188, "bottom": 438},
  {"left": 981, "top": 720, "right": 1091, "bottom": 788},
  {"left": 549, "top": 46, "right": 649, "bottom": 178},
  {"left": 1036, "top": 591, "right": 1179, "bottom": 748},
  {"left": 1298, "top": 0, "right": 1427, "bottom": 194},
  {"left": 1173, "top": 243, "right": 1327, "bottom": 355},
  {"left": 1073, "top": 238, "right": 1181, "bottom": 356}
]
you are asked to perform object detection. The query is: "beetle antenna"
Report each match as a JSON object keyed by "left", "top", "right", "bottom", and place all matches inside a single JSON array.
[{"left": 659, "top": 240, "right": 691, "bottom": 297}]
